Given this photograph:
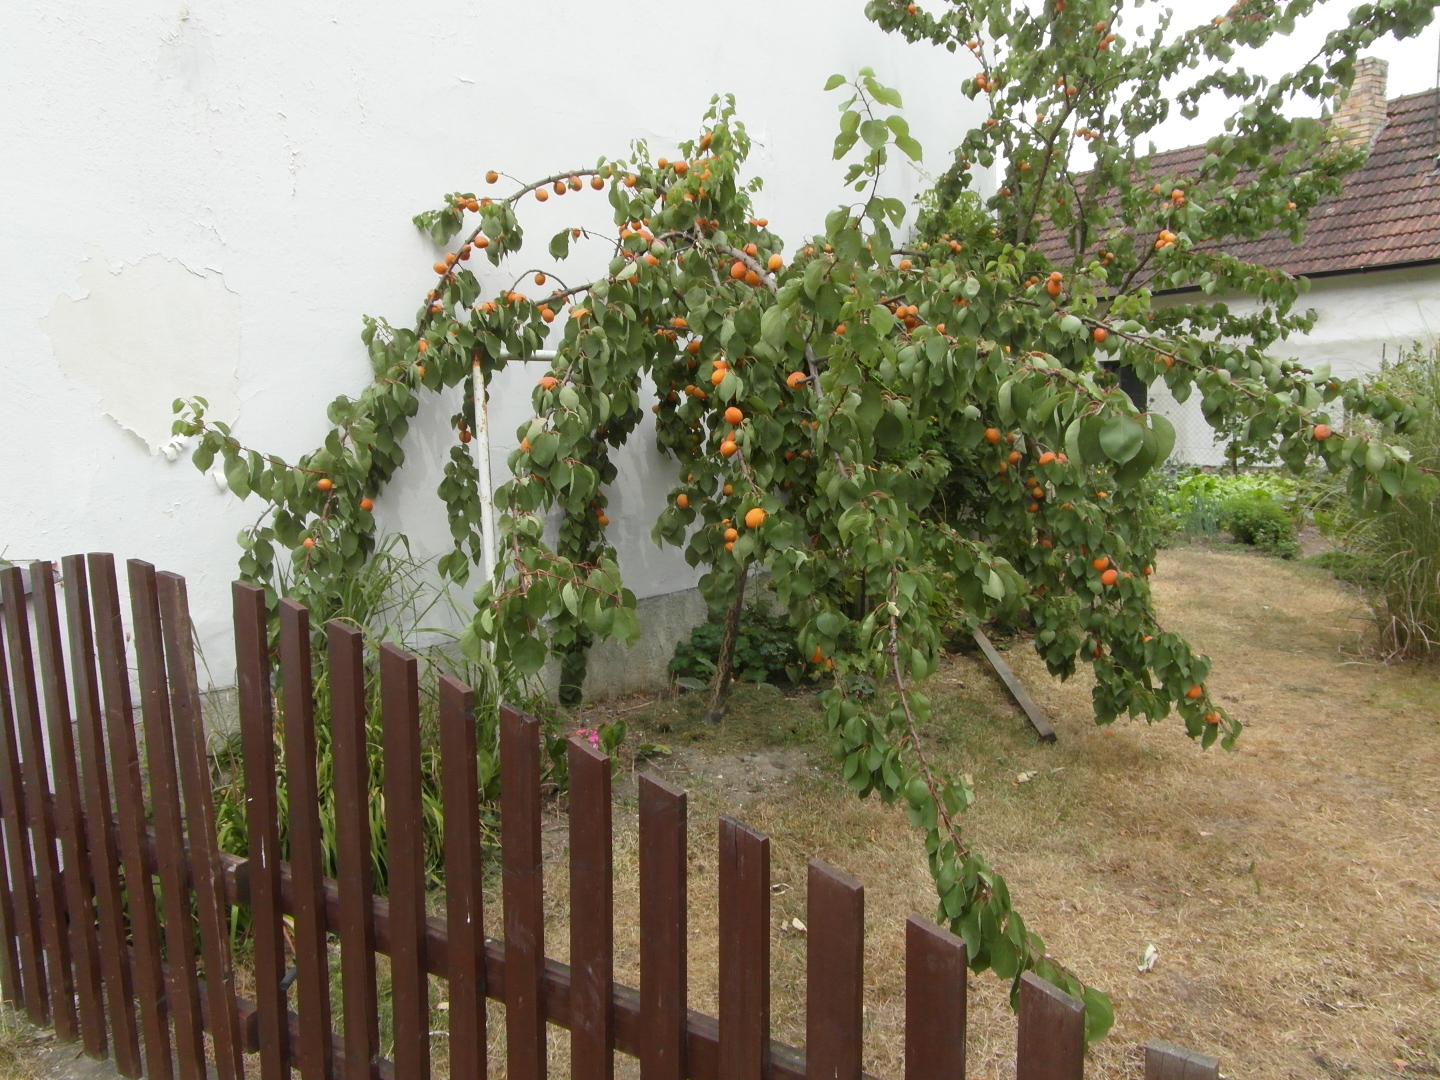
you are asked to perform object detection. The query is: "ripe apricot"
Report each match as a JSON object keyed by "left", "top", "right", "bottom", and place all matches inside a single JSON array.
[
  {"left": 724, "top": 406, "right": 743, "bottom": 426},
  {"left": 1008, "top": 450, "right": 1021, "bottom": 465},
  {"left": 1046, "top": 279, "right": 1062, "bottom": 298},
  {"left": 710, "top": 368, "right": 726, "bottom": 386},
  {"left": 745, "top": 507, "right": 766, "bottom": 529},
  {"left": 725, "top": 541, "right": 735, "bottom": 552},
  {"left": 834, "top": 323, "right": 846, "bottom": 335},
  {"left": 1093, "top": 327, "right": 1108, "bottom": 343},
  {"left": 417, "top": 340, "right": 429, "bottom": 354},
  {"left": 720, "top": 440, "right": 738, "bottom": 457},
  {"left": 984, "top": 427, "right": 1002, "bottom": 444},
  {"left": 723, "top": 483, "right": 734, "bottom": 496},
  {"left": 520, "top": 438, "right": 532, "bottom": 453},
  {"left": 744, "top": 270, "right": 761, "bottom": 287},
  {"left": 767, "top": 253, "right": 783, "bottom": 272},
  {"left": 1312, "top": 423, "right": 1332, "bottom": 441},
  {"left": 416, "top": 364, "right": 426, "bottom": 378},
  {"left": 539, "top": 375, "right": 559, "bottom": 391},
  {"left": 1185, "top": 684, "right": 1203, "bottom": 700},
  {"left": 1038, "top": 451, "right": 1057, "bottom": 466},
  {"left": 1204, "top": 711, "right": 1220, "bottom": 725},
  {"left": 552, "top": 182, "right": 566, "bottom": 195},
  {"left": 303, "top": 537, "right": 315, "bottom": 550},
  {"left": 1092, "top": 556, "right": 1110, "bottom": 571},
  {"left": 730, "top": 261, "right": 746, "bottom": 280},
  {"left": 1142, "top": 564, "right": 1153, "bottom": 576},
  {"left": 535, "top": 188, "right": 549, "bottom": 202},
  {"left": 317, "top": 477, "right": 333, "bottom": 492},
  {"left": 459, "top": 430, "right": 472, "bottom": 443},
  {"left": 534, "top": 272, "right": 547, "bottom": 286},
  {"left": 724, "top": 527, "right": 738, "bottom": 542},
  {"left": 1100, "top": 568, "right": 1118, "bottom": 586},
  {"left": 676, "top": 493, "right": 690, "bottom": 509},
  {"left": 899, "top": 259, "right": 912, "bottom": 271},
  {"left": 1031, "top": 487, "right": 1045, "bottom": 499},
  {"left": 357, "top": 496, "right": 374, "bottom": 513},
  {"left": 486, "top": 170, "right": 499, "bottom": 184}
]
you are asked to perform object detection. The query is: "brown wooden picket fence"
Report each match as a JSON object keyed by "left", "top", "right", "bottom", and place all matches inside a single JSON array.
[{"left": 0, "top": 555, "right": 1223, "bottom": 1080}]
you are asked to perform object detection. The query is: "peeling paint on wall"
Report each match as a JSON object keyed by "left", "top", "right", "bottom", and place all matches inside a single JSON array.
[{"left": 40, "top": 247, "right": 241, "bottom": 454}]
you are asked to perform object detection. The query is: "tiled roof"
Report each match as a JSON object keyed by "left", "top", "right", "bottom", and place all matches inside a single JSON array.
[{"left": 1035, "top": 90, "right": 1440, "bottom": 279}]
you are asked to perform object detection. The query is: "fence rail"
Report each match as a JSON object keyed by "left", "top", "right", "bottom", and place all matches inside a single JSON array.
[{"left": 0, "top": 556, "right": 1222, "bottom": 1080}]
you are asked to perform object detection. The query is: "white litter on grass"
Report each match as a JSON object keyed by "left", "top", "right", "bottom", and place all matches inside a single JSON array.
[{"left": 1138, "top": 943, "right": 1159, "bottom": 973}]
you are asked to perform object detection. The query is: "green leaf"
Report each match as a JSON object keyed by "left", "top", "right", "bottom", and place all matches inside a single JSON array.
[
  {"left": 824, "top": 73, "right": 847, "bottom": 91},
  {"left": 1082, "top": 987, "right": 1115, "bottom": 1043},
  {"left": 1099, "top": 416, "right": 1144, "bottom": 464},
  {"left": 860, "top": 119, "right": 889, "bottom": 149},
  {"left": 1149, "top": 414, "right": 1176, "bottom": 463},
  {"left": 511, "top": 635, "right": 547, "bottom": 676},
  {"left": 549, "top": 229, "right": 571, "bottom": 260}
]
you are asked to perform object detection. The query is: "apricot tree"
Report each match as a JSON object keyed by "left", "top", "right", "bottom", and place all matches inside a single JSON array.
[{"left": 176, "top": 0, "right": 1437, "bottom": 1036}]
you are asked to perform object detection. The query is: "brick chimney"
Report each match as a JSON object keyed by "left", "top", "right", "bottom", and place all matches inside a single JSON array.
[{"left": 1332, "top": 57, "right": 1390, "bottom": 151}]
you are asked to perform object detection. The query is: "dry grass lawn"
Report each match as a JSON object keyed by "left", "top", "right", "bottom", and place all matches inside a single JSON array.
[{"left": 556, "top": 546, "right": 1440, "bottom": 1079}]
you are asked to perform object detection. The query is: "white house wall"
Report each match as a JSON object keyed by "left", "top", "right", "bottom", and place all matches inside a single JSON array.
[
  {"left": 1, "top": 1, "right": 988, "bottom": 684},
  {"left": 1151, "top": 264, "right": 1440, "bottom": 466}
]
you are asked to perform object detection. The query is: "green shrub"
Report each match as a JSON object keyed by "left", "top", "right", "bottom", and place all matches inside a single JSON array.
[
  {"left": 1154, "top": 468, "right": 1301, "bottom": 554},
  {"left": 1219, "top": 490, "right": 1301, "bottom": 557},
  {"left": 670, "top": 602, "right": 807, "bottom": 688},
  {"left": 1315, "top": 343, "right": 1440, "bottom": 661}
]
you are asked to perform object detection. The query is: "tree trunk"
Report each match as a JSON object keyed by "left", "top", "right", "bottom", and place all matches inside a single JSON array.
[{"left": 704, "top": 565, "right": 748, "bottom": 724}]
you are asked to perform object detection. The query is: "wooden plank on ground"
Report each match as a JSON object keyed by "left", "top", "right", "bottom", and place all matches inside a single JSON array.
[{"left": 972, "top": 629, "right": 1056, "bottom": 742}]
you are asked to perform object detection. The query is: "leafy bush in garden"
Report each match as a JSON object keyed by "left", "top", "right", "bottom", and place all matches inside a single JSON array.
[{"left": 670, "top": 602, "right": 807, "bottom": 688}]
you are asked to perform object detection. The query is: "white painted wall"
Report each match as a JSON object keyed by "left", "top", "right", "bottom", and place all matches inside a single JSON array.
[
  {"left": 1152, "top": 264, "right": 1440, "bottom": 465},
  {"left": 0, "top": 1, "right": 987, "bottom": 677}
]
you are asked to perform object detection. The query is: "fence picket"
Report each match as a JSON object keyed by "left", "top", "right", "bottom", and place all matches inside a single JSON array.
[
  {"left": 380, "top": 643, "right": 430, "bottom": 1080},
  {"left": 499, "top": 704, "right": 546, "bottom": 1080},
  {"left": 718, "top": 815, "right": 770, "bottom": 1080},
  {"left": 328, "top": 621, "right": 380, "bottom": 1080},
  {"left": 277, "top": 599, "right": 334, "bottom": 1080},
  {"left": 0, "top": 634, "right": 24, "bottom": 1010},
  {"left": 568, "top": 737, "right": 614, "bottom": 1080},
  {"left": 237, "top": 583, "right": 291, "bottom": 1080},
  {"left": 805, "top": 861, "right": 863, "bottom": 1080},
  {"left": 1015, "top": 971, "right": 1084, "bottom": 1080},
  {"left": 1, "top": 566, "right": 79, "bottom": 1039},
  {"left": 638, "top": 773, "right": 686, "bottom": 1080},
  {"left": 903, "top": 915, "right": 967, "bottom": 1080},
  {"left": 439, "top": 675, "right": 486, "bottom": 1080},
  {"left": 128, "top": 561, "right": 208, "bottom": 1080},
  {"left": 157, "top": 571, "right": 246, "bottom": 1080},
  {"left": 0, "top": 595, "right": 47, "bottom": 1024},
  {"left": 30, "top": 562, "right": 107, "bottom": 1057},
  {"left": 1144, "top": 1040, "right": 1220, "bottom": 1080},
  {"left": 89, "top": 554, "right": 173, "bottom": 1080},
  {"left": 62, "top": 555, "right": 142, "bottom": 1076}
]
